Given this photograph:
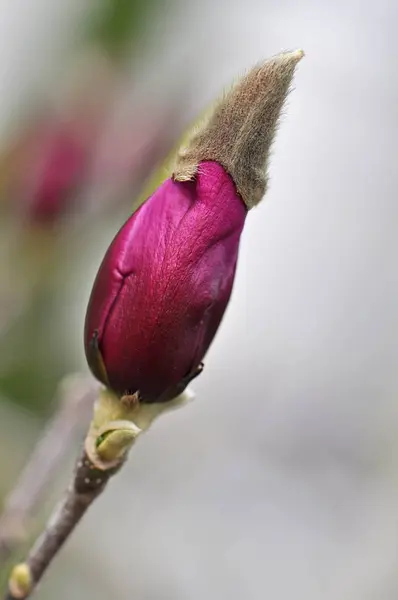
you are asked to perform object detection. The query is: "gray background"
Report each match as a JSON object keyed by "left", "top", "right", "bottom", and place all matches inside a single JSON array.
[{"left": 1, "top": 0, "right": 398, "bottom": 598}]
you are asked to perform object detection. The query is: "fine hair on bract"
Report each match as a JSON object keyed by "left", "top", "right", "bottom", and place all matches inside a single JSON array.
[{"left": 173, "top": 50, "right": 304, "bottom": 209}]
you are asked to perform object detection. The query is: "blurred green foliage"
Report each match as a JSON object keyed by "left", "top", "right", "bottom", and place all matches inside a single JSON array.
[
  {"left": 86, "top": 0, "right": 163, "bottom": 60},
  {"left": 0, "top": 285, "right": 71, "bottom": 416}
]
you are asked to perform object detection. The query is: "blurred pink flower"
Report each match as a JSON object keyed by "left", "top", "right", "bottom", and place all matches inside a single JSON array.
[{"left": 16, "top": 119, "right": 93, "bottom": 224}]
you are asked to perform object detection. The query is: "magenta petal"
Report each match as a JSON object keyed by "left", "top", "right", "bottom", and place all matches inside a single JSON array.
[{"left": 84, "top": 161, "right": 246, "bottom": 401}]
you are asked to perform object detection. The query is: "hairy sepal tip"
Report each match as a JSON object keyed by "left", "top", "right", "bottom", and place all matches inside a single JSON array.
[{"left": 173, "top": 49, "right": 304, "bottom": 209}]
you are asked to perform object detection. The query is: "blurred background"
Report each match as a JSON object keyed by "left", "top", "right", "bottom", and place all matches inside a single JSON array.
[{"left": 0, "top": 0, "right": 398, "bottom": 598}]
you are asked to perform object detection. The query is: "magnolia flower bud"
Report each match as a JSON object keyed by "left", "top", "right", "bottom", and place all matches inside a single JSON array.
[
  {"left": 84, "top": 50, "right": 303, "bottom": 402},
  {"left": 85, "top": 161, "right": 246, "bottom": 401}
]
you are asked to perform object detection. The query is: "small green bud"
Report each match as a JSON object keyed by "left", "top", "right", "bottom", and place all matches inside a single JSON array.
[
  {"left": 95, "top": 421, "right": 141, "bottom": 463},
  {"left": 8, "top": 563, "right": 32, "bottom": 599}
]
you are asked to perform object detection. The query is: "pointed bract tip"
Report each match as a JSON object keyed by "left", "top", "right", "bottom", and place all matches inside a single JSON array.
[
  {"left": 283, "top": 48, "right": 305, "bottom": 62},
  {"left": 173, "top": 49, "right": 304, "bottom": 208}
]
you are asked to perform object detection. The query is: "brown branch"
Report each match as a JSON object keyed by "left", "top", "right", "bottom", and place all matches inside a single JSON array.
[
  {"left": 0, "top": 374, "right": 99, "bottom": 565},
  {"left": 3, "top": 388, "right": 192, "bottom": 599},
  {"left": 4, "top": 446, "right": 119, "bottom": 600}
]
